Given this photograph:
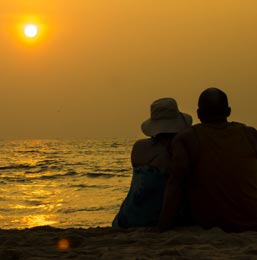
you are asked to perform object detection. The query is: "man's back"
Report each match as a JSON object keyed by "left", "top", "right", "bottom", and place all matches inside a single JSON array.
[
  {"left": 158, "top": 88, "right": 257, "bottom": 232},
  {"left": 189, "top": 122, "right": 257, "bottom": 231}
]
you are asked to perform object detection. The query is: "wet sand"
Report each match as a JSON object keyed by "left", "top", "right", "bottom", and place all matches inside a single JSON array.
[{"left": 0, "top": 226, "right": 257, "bottom": 259}]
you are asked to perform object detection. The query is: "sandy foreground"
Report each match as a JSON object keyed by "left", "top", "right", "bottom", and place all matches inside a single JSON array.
[{"left": 0, "top": 226, "right": 257, "bottom": 260}]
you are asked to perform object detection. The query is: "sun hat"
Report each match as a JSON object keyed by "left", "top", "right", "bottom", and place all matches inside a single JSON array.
[{"left": 141, "top": 98, "right": 192, "bottom": 137}]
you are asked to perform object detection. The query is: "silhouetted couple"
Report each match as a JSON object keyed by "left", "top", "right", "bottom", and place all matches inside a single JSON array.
[{"left": 113, "top": 88, "right": 257, "bottom": 232}]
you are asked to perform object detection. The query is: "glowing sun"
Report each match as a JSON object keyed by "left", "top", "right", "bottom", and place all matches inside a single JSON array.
[{"left": 24, "top": 24, "right": 38, "bottom": 38}]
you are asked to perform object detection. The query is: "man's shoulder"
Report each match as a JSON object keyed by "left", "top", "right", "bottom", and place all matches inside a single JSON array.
[
  {"left": 241, "top": 124, "right": 257, "bottom": 151},
  {"left": 230, "top": 121, "right": 257, "bottom": 141},
  {"left": 244, "top": 125, "right": 257, "bottom": 137}
]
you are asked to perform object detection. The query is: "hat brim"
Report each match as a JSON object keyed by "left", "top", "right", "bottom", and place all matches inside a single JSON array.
[{"left": 141, "top": 113, "right": 192, "bottom": 137}]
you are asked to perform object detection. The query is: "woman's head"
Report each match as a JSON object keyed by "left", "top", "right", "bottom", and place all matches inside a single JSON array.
[{"left": 141, "top": 98, "right": 192, "bottom": 137}]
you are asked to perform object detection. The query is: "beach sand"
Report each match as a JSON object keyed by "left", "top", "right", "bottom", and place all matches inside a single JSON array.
[{"left": 0, "top": 226, "right": 257, "bottom": 259}]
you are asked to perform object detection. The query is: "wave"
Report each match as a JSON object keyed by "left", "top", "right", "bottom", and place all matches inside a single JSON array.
[
  {"left": 85, "top": 172, "right": 114, "bottom": 178},
  {"left": 110, "top": 142, "right": 122, "bottom": 148},
  {"left": 97, "top": 168, "right": 129, "bottom": 173},
  {"left": 0, "top": 164, "right": 32, "bottom": 171},
  {"left": 87, "top": 174, "right": 128, "bottom": 180},
  {"left": 23, "top": 200, "right": 44, "bottom": 206},
  {"left": 0, "top": 170, "right": 79, "bottom": 184},
  {"left": 17, "top": 150, "right": 40, "bottom": 154},
  {"left": 38, "top": 170, "right": 78, "bottom": 180},
  {"left": 60, "top": 206, "right": 108, "bottom": 214},
  {"left": 68, "top": 184, "right": 111, "bottom": 190}
]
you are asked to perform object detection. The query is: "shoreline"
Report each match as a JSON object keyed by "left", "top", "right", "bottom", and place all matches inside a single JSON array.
[{"left": 1, "top": 226, "right": 257, "bottom": 259}]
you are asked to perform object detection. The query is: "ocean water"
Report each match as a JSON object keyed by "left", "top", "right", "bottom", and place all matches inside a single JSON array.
[{"left": 0, "top": 139, "right": 135, "bottom": 229}]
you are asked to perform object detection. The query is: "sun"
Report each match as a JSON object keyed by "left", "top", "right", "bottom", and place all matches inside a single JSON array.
[{"left": 24, "top": 24, "right": 38, "bottom": 38}]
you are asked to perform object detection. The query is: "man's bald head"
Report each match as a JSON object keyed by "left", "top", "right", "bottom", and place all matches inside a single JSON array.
[{"left": 197, "top": 88, "right": 231, "bottom": 123}]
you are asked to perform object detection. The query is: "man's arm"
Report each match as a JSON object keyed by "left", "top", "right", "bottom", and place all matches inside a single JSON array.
[
  {"left": 158, "top": 133, "right": 192, "bottom": 231},
  {"left": 245, "top": 126, "right": 257, "bottom": 155}
]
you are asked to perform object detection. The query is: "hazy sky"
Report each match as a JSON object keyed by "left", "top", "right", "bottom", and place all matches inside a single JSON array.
[{"left": 1, "top": 0, "right": 257, "bottom": 139}]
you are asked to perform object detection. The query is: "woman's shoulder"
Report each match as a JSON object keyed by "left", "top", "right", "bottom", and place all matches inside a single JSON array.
[
  {"left": 133, "top": 138, "right": 154, "bottom": 149},
  {"left": 131, "top": 138, "right": 172, "bottom": 170},
  {"left": 131, "top": 138, "right": 154, "bottom": 165},
  {"left": 132, "top": 138, "right": 168, "bottom": 156}
]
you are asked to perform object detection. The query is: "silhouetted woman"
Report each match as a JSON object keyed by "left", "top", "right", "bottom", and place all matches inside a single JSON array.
[{"left": 112, "top": 98, "right": 192, "bottom": 228}]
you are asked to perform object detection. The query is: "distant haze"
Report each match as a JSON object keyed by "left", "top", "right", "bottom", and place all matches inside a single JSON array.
[{"left": 1, "top": 0, "right": 257, "bottom": 139}]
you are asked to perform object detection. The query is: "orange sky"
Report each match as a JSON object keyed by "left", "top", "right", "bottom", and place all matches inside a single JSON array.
[{"left": 1, "top": 0, "right": 257, "bottom": 139}]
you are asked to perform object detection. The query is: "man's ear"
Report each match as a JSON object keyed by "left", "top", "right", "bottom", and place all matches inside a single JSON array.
[
  {"left": 197, "top": 108, "right": 201, "bottom": 120},
  {"left": 225, "top": 107, "right": 231, "bottom": 117}
]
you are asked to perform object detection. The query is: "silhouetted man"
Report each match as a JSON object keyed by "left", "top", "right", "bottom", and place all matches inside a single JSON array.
[{"left": 159, "top": 88, "right": 257, "bottom": 232}]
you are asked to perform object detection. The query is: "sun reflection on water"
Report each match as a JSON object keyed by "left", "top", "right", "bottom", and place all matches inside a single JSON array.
[
  {"left": 21, "top": 214, "right": 58, "bottom": 228},
  {"left": 0, "top": 139, "right": 133, "bottom": 229},
  {"left": 9, "top": 180, "right": 64, "bottom": 228}
]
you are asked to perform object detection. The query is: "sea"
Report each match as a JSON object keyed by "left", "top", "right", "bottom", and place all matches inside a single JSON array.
[{"left": 0, "top": 138, "right": 135, "bottom": 229}]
